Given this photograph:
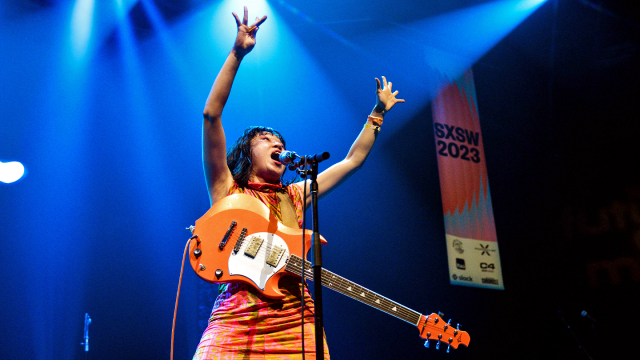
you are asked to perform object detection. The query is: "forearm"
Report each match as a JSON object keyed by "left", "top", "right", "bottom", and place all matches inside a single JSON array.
[
  {"left": 203, "top": 50, "right": 244, "bottom": 121},
  {"left": 344, "top": 107, "right": 386, "bottom": 166}
]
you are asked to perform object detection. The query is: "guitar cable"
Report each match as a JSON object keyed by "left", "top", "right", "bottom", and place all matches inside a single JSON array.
[{"left": 170, "top": 238, "right": 191, "bottom": 360}]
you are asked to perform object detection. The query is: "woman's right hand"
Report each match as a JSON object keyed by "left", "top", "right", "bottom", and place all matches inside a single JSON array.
[{"left": 231, "top": 6, "right": 267, "bottom": 57}]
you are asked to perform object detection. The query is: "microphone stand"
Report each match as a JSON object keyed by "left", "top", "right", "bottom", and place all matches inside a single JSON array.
[
  {"left": 294, "top": 153, "right": 329, "bottom": 359},
  {"left": 309, "top": 161, "right": 324, "bottom": 358}
]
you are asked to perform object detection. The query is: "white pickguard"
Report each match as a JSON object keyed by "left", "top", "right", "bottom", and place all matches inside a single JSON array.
[{"left": 228, "top": 231, "right": 290, "bottom": 290}]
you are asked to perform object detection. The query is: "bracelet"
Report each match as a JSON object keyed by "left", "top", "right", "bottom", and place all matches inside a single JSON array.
[
  {"left": 364, "top": 123, "right": 380, "bottom": 132},
  {"left": 368, "top": 115, "right": 383, "bottom": 126}
]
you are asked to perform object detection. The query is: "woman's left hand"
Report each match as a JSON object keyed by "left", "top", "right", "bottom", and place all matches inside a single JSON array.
[{"left": 374, "top": 76, "right": 405, "bottom": 114}]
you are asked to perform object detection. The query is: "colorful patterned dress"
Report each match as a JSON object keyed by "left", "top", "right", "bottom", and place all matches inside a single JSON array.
[{"left": 192, "top": 181, "right": 330, "bottom": 360}]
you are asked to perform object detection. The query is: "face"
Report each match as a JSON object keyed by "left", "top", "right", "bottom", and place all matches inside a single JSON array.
[{"left": 248, "top": 132, "right": 286, "bottom": 184}]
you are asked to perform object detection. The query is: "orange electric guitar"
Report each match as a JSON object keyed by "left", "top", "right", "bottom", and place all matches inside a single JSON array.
[{"left": 188, "top": 194, "right": 470, "bottom": 351}]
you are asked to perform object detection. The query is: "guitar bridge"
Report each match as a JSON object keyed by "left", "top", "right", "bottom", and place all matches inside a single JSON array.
[
  {"left": 266, "top": 245, "right": 285, "bottom": 267},
  {"left": 219, "top": 221, "right": 237, "bottom": 250},
  {"left": 244, "top": 236, "right": 264, "bottom": 258}
]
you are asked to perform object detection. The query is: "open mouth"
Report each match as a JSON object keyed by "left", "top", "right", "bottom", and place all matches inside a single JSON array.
[{"left": 271, "top": 151, "right": 282, "bottom": 163}]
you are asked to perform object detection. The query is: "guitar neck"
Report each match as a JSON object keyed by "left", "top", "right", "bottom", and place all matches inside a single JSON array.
[{"left": 286, "top": 255, "right": 422, "bottom": 325}]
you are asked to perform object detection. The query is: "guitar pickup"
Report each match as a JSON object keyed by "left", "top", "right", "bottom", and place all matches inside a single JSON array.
[
  {"left": 244, "top": 236, "right": 264, "bottom": 258},
  {"left": 266, "top": 245, "right": 285, "bottom": 267}
]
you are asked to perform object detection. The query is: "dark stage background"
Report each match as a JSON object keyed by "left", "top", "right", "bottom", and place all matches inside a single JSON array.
[{"left": 1, "top": 0, "right": 639, "bottom": 359}]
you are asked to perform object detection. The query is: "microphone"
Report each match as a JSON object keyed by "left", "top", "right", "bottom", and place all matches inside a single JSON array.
[
  {"left": 278, "top": 150, "right": 299, "bottom": 165},
  {"left": 581, "top": 310, "right": 596, "bottom": 322},
  {"left": 272, "top": 150, "right": 330, "bottom": 169}
]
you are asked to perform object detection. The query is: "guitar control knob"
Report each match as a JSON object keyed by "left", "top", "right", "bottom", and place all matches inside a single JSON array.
[
  {"left": 215, "top": 269, "right": 223, "bottom": 279},
  {"left": 193, "top": 248, "right": 202, "bottom": 258}
]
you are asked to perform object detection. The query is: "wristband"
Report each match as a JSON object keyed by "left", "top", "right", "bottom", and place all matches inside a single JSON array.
[
  {"left": 368, "top": 115, "right": 383, "bottom": 126},
  {"left": 364, "top": 123, "right": 380, "bottom": 132}
]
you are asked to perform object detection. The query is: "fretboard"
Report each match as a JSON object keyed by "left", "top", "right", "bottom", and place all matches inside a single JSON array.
[{"left": 285, "top": 255, "right": 422, "bottom": 325}]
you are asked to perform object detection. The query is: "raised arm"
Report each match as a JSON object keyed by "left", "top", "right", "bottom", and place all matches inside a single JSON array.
[
  {"left": 202, "top": 7, "right": 267, "bottom": 205},
  {"left": 296, "top": 76, "right": 405, "bottom": 205}
]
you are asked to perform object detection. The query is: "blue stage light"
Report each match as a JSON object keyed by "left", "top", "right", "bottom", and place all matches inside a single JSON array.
[{"left": 70, "top": 0, "right": 95, "bottom": 59}]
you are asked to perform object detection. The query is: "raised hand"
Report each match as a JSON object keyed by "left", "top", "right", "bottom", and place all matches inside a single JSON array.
[
  {"left": 374, "top": 76, "right": 405, "bottom": 114},
  {"left": 231, "top": 6, "right": 267, "bottom": 57}
]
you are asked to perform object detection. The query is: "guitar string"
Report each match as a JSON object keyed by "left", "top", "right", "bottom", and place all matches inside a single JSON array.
[
  {"left": 285, "top": 256, "right": 420, "bottom": 323},
  {"left": 221, "top": 235, "right": 424, "bottom": 326},
  {"left": 292, "top": 261, "right": 417, "bottom": 321},
  {"left": 286, "top": 263, "right": 424, "bottom": 328},
  {"left": 226, "top": 232, "right": 305, "bottom": 259},
  {"left": 285, "top": 256, "right": 424, "bottom": 326},
  {"left": 222, "top": 235, "right": 452, "bottom": 336}
]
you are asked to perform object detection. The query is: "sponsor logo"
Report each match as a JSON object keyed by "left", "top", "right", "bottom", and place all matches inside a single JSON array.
[
  {"left": 456, "top": 258, "right": 466, "bottom": 270},
  {"left": 482, "top": 277, "right": 499, "bottom": 285},
  {"left": 452, "top": 239, "right": 464, "bottom": 254},
  {"left": 452, "top": 274, "right": 473, "bottom": 282},
  {"left": 480, "top": 262, "right": 495, "bottom": 272},
  {"left": 475, "top": 243, "right": 496, "bottom": 256}
]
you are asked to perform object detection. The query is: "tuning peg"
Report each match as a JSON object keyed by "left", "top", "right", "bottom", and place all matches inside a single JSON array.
[
  {"left": 436, "top": 334, "right": 442, "bottom": 350},
  {"left": 447, "top": 337, "right": 453, "bottom": 353},
  {"left": 424, "top": 330, "right": 432, "bottom": 348}
]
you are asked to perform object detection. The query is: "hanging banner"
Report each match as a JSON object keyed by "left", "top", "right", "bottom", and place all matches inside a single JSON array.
[{"left": 432, "top": 69, "right": 504, "bottom": 290}]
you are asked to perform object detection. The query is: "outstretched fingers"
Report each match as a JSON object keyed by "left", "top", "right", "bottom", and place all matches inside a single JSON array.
[
  {"left": 232, "top": 12, "right": 241, "bottom": 27},
  {"left": 393, "top": 90, "right": 405, "bottom": 103},
  {"left": 233, "top": 8, "right": 267, "bottom": 36},
  {"left": 243, "top": 6, "right": 248, "bottom": 25},
  {"left": 252, "top": 15, "right": 267, "bottom": 28}
]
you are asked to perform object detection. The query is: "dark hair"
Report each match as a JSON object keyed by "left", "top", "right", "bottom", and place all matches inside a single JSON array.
[{"left": 227, "top": 126, "right": 287, "bottom": 187}]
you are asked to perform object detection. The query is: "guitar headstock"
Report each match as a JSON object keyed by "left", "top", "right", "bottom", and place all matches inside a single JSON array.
[{"left": 417, "top": 312, "right": 470, "bottom": 351}]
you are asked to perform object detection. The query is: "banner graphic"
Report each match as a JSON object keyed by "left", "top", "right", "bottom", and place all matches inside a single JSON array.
[{"left": 432, "top": 69, "right": 504, "bottom": 289}]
